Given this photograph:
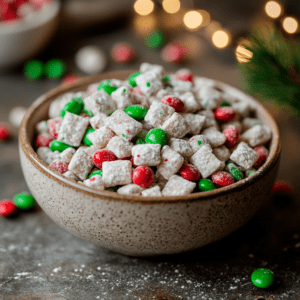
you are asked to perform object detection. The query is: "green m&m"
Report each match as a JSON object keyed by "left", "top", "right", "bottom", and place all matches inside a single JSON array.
[
  {"left": 226, "top": 161, "right": 243, "bottom": 181},
  {"left": 83, "top": 106, "right": 94, "bottom": 117},
  {"left": 61, "top": 99, "right": 83, "bottom": 118},
  {"left": 251, "top": 268, "right": 275, "bottom": 288},
  {"left": 136, "top": 137, "right": 146, "bottom": 144},
  {"left": 13, "top": 192, "right": 35, "bottom": 210},
  {"left": 82, "top": 128, "right": 95, "bottom": 146},
  {"left": 73, "top": 96, "right": 84, "bottom": 106},
  {"left": 198, "top": 179, "right": 216, "bottom": 192},
  {"left": 97, "top": 79, "right": 118, "bottom": 95},
  {"left": 124, "top": 105, "right": 148, "bottom": 121},
  {"left": 45, "top": 59, "right": 67, "bottom": 80},
  {"left": 128, "top": 72, "right": 142, "bottom": 87},
  {"left": 24, "top": 60, "right": 44, "bottom": 80},
  {"left": 88, "top": 170, "right": 103, "bottom": 179},
  {"left": 144, "top": 30, "right": 166, "bottom": 50},
  {"left": 220, "top": 101, "right": 231, "bottom": 107},
  {"left": 50, "top": 140, "right": 73, "bottom": 152},
  {"left": 145, "top": 128, "right": 168, "bottom": 147}
]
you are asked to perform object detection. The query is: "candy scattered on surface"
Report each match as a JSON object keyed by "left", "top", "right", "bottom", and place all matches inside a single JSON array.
[
  {"left": 145, "top": 128, "right": 168, "bottom": 147},
  {"left": 50, "top": 160, "right": 68, "bottom": 174},
  {"left": 49, "top": 140, "right": 72, "bottom": 152},
  {"left": 144, "top": 30, "right": 166, "bottom": 50},
  {"left": 35, "top": 134, "right": 52, "bottom": 148},
  {"left": 162, "top": 42, "right": 188, "bottom": 64},
  {"left": 93, "top": 150, "right": 117, "bottom": 169},
  {"left": 212, "top": 171, "right": 235, "bottom": 187},
  {"left": 62, "top": 74, "right": 80, "bottom": 86},
  {"left": 75, "top": 46, "right": 107, "bottom": 75},
  {"left": 82, "top": 128, "right": 95, "bottom": 146},
  {"left": 24, "top": 60, "right": 44, "bottom": 80},
  {"left": 0, "top": 200, "right": 17, "bottom": 217},
  {"left": 179, "top": 164, "right": 201, "bottom": 182},
  {"left": 251, "top": 268, "right": 275, "bottom": 289},
  {"left": 128, "top": 72, "right": 142, "bottom": 87},
  {"left": 198, "top": 179, "right": 216, "bottom": 192},
  {"left": 61, "top": 99, "right": 83, "bottom": 118},
  {"left": 124, "top": 105, "right": 148, "bottom": 121},
  {"left": 9, "top": 106, "right": 27, "bottom": 128},
  {"left": 45, "top": 59, "right": 66, "bottom": 80},
  {"left": 111, "top": 43, "right": 135, "bottom": 64},
  {"left": 214, "top": 107, "right": 236, "bottom": 123},
  {"left": 161, "top": 96, "right": 185, "bottom": 112},
  {"left": 254, "top": 145, "right": 268, "bottom": 169},
  {"left": 223, "top": 126, "right": 239, "bottom": 148},
  {"left": 0, "top": 123, "right": 11, "bottom": 141},
  {"left": 132, "top": 166, "right": 154, "bottom": 188},
  {"left": 13, "top": 192, "right": 36, "bottom": 210},
  {"left": 272, "top": 180, "right": 293, "bottom": 193}
]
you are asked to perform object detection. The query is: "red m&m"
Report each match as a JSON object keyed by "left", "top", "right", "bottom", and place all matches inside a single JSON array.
[
  {"left": 0, "top": 200, "right": 17, "bottom": 217},
  {"left": 212, "top": 171, "right": 235, "bottom": 187},
  {"left": 179, "top": 164, "right": 201, "bottom": 182},
  {"left": 161, "top": 96, "right": 185, "bottom": 112},
  {"left": 254, "top": 145, "right": 268, "bottom": 169},
  {"left": 214, "top": 107, "right": 236, "bottom": 123},
  {"left": 0, "top": 123, "right": 11, "bottom": 141},
  {"left": 223, "top": 126, "right": 239, "bottom": 148},
  {"left": 132, "top": 166, "right": 154, "bottom": 188},
  {"left": 93, "top": 150, "right": 117, "bottom": 169}
]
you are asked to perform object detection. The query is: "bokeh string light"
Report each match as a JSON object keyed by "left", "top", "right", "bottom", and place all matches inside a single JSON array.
[
  {"left": 212, "top": 30, "right": 230, "bottom": 48},
  {"left": 162, "top": 0, "right": 180, "bottom": 14},
  {"left": 134, "top": 0, "right": 155, "bottom": 16},
  {"left": 265, "top": 1, "right": 282, "bottom": 19},
  {"left": 282, "top": 17, "right": 298, "bottom": 34},
  {"left": 183, "top": 10, "right": 203, "bottom": 30}
]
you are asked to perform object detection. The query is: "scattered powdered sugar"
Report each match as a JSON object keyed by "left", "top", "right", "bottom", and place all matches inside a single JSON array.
[{"left": 53, "top": 267, "right": 61, "bottom": 273}]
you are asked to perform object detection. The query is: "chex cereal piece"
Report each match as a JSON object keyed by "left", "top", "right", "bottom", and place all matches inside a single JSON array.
[
  {"left": 179, "top": 92, "right": 201, "bottom": 113},
  {"left": 197, "top": 110, "right": 219, "bottom": 130},
  {"left": 68, "top": 146, "right": 94, "bottom": 181},
  {"left": 141, "top": 120, "right": 153, "bottom": 131},
  {"left": 144, "top": 100, "right": 175, "bottom": 128},
  {"left": 190, "top": 145, "right": 224, "bottom": 178},
  {"left": 117, "top": 184, "right": 144, "bottom": 196},
  {"left": 221, "top": 120, "right": 242, "bottom": 133},
  {"left": 135, "top": 71, "right": 163, "bottom": 96},
  {"left": 202, "top": 127, "right": 226, "bottom": 148},
  {"left": 102, "top": 160, "right": 132, "bottom": 187},
  {"left": 242, "top": 118, "right": 261, "bottom": 132},
  {"left": 161, "top": 112, "right": 190, "bottom": 138},
  {"left": 132, "top": 93, "right": 150, "bottom": 109},
  {"left": 169, "top": 138, "right": 193, "bottom": 158},
  {"left": 132, "top": 144, "right": 161, "bottom": 166},
  {"left": 59, "top": 147, "right": 76, "bottom": 164},
  {"left": 83, "top": 175, "right": 105, "bottom": 191},
  {"left": 111, "top": 86, "right": 134, "bottom": 109},
  {"left": 57, "top": 112, "right": 89, "bottom": 147},
  {"left": 162, "top": 175, "right": 196, "bottom": 196},
  {"left": 142, "top": 185, "right": 162, "bottom": 197},
  {"left": 189, "top": 135, "right": 212, "bottom": 154},
  {"left": 193, "top": 77, "right": 215, "bottom": 90},
  {"left": 229, "top": 142, "right": 259, "bottom": 169},
  {"left": 140, "top": 62, "right": 164, "bottom": 78},
  {"left": 105, "top": 109, "right": 143, "bottom": 141},
  {"left": 85, "top": 145, "right": 100, "bottom": 157},
  {"left": 63, "top": 170, "right": 80, "bottom": 181},
  {"left": 36, "top": 120, "right": 49, "bottom": 135},
  {"left": 110, "top": 79, "right": 130, "bottom": 87},
  {"left": 154, "top": 170, "right": 168, "bottom": 189},
  {"left": 232, "top": 101, "right": 250, "bottom": 118},
  {"left": 197, "top": 86, "right": 222, "bottom": 110},
  {"left": 157, "top": 145, "right": 184, "bottom": 180},
  {"left": 88, "top": 126, "right": 115, "bottom": 149},
  {"left": 83, "top": 90, "right": 116, "bottom": 116},
  {"left": 106, "top": 136, "right": 133, "bottom": 158},
  {"left": 181, "top": 113, "right": 206, "bottom": 135},
  {"left": 90, "top": 113, "right": 108, "bottom": 130},
  {"left": 169, "top": 75, "right": 193, "bottom": 93},
  {"left": 37, "top": 147, "right": 55, "bottom": 165},
  {"left": 213, "top": 145, "right": 231, "bottom": 162},
  {"left": 240, "top": 125, "right": 272, "bottom": 147}
]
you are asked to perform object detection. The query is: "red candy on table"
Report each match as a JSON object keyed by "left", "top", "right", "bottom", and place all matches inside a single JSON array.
[
  {"left": 212, "top": 171, "right": 235, "bottom": 187},
  {"left": 0, "top": 200, "right": 17, "bottom": 217},
  {"left": 272, "top": 180, "right": 293, "bottom": 193},
  {"left": 176, "top": 70, "right": 193, "bottom": 82},
  {"left": 48, "top": 118, "right": 62, "bottom": 139},
  {"left": 161, "top": 96, "right": 184, "bottom": 112},
  {"left": 214, "top": 107, "right": 236, "bottom": 123},
  {"left": 179, "top": 164, "right": 201, "bottom": 182},
  {"left": 93, "top": 150, "right": 117, "bottom": 169},
  {"left": 0, "top": 123, "right": 11, "bottom": 141},
  {"left": 162, "top": 43, "right": 188, "bottom": 64},
  {"left": 112, "top": 43, "right": 135, "bottom": 64},
  {"left": 132, "top": 165, "right": 154, "bottom": 188},
  {"left": 253, "top": 145, "right": 268, "bottom": 169},
  {"left": 35, "top": 134, "right": 53, "bottom": 148},
  {"left": 62, "top": 74, "right": 80, "bottom": 86},
  {"left": 50, "top": 160, "right": 68, "bottom": 174},
  {"left": 223, "top": 126, "right": 239, "bottom": 148}
]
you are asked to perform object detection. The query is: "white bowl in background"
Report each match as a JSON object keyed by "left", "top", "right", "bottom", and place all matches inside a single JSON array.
[{"left": 0, "top": 0, "right": 60, "bottom": 69}]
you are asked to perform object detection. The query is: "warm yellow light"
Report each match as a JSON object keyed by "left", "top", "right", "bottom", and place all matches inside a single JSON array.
[
  {"left": 235, "top": 40, "right": 253, "bottom": 63},
  {"left": 265, "top": 1, "right": 281, "bottom": 19},
  {"left": 134, "top": 0, "right": 154, "bottom": 16},
  {"left": 283, "top": 17, "right": 298, "bottom": 34},
  {"left": 162, "top": 0, "right": 180, "bottom": 14},
  {"left": 183, "top": 10, "right": 203, "bottom": 30},
  {"left": 204, "top": 21, "right": 222, "bottom": 37},
  {"left": 133, "top": 14, "right": 157, "bottom": 36},
  {"left": 212, "top": 30, "right": 230, "bottom": 48},
  {"left": 198, "top": 10, "right": 210, "bottom": 27}
]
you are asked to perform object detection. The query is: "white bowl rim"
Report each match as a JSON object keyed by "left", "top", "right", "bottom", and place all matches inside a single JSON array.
[{"left": 19, "top": 70, "right": 282, "bottom": 204}]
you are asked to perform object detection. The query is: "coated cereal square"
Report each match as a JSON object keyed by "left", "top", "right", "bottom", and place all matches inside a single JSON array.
[
  {"left": 102, "top": 160, "right": 132, "bottom": 187},
  {"left": 132, "top": 144, "right": 161, "bottom": 166},
  {"left": 106, "top": 136, "right": 133, "bottom": 158},
  {"left": 162, "top": 175, "right": 196, "bottom": 196},
  {"left": 111, "top": 86, "right": 134, "bottom": 109},
  {"left": 88, "top": 126, "right": 116, "bottom": 149},
  {"left": 181, "top": 113, "right": 206, "bottom": 135},
  {"left": 241, "top": 125, "right": 272, "bottom": 147},
  {"left": 230, "top": 141, "right": 259, "bottom": 169},
  {"left": 142, "top": 185, "right": 162, "bottom": 197},
  {"left": 201, "top": 127, "right": 226, "bottom": 148},
  {"left": 83, "top": 175, "right": 105, "bottom": 190},
  {"left": 117, "top": 184, "right": 144, "bottom": 196},
  {"left": 161, "top": 112, "right": 190, "bottom": 138},
  {"left": 135, "top": 71, "right": 163, "bottom": 96},
  {"left": 169, "top": 138, "right": 193, "bottom": 158},
  {"left": 90, "top": 113, "right": 108, "bottom": 130}
]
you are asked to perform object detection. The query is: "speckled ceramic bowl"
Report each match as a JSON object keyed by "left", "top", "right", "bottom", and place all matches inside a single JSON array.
[{"left": 19, "top": 70, "right": 281, "bottom": 257}]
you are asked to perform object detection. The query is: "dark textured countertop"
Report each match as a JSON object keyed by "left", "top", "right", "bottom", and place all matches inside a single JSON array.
[{"left": 1, "top": 4, "right": 300, "bottom": 299}]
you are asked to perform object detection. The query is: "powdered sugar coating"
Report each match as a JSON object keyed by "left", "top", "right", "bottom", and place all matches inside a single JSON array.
[
  {"left": 178, "top": 92, "right": 200, "bottom": 113},
  {"left": 242, "top": 118, "right": 260, "bottom": 132},
  {"left": 181, "top": 113, "right": 206, "bottom": 135},
  {"left": 117, "top": 184, "right": 144, "bottom": 196},
  {"left": 162, "top": 175, "right": 196, "bottom": 196},
  {"left": 106, "top": 136, "right": 133, "bottom": 158},
  {"left": 141, "top": 185, "right": 162, "bottom": 197},
  {"left": 132, "top": 144, "right": 161, "bottom": 166},
  {"left": 88, "top": 126, "right": 115, "bottom": 149},
  {"left": 36, "top": 120, "right": 49, "bottom": 135},
  {"left": 111, "top": 86, "right": 134, "bottom": 109},
  {"left": 189, "top": 135, "right": 211, "bottom": 154},
  {"left": 63, "top": 170, "right": 80, "bottom": 181},
  {"left": 102, "top": 160, "right": 132, "bottom": 187},
  {"left": 197, "top": 86, "right": 222, "bottom": 110},
  {"left": 213, "top": 145, "right": 231, "bottom": 162},
  {"left": 197, "top": 110, "right": 219, "bottom": 129},
  {"left": 89, "top": 113, "right": 108, "bottom": 130},
  {"left": 161, "top": 112, "right": 190, "bottom": 139},
  {"left": 59, "top": 147, "right": 76, "bottom": 164},
  {"left": 169, "top": 138, "right": 193, "bottom": 158},
  {"left": 241, "top": 124, "right": 272, "bottom": 147},
  {"left": 221, "top": 120, "right": 242, "bottom": 133},
  {"left": 83, "top": 175, "right": 105, "bottom": 190},
  {"left": 135, "top": 71, "right": 163, "bottom": 96},
  {"left": 230, "top": 141, "right": 259, "bottom": 169},
  {"left": 202, "top": 127, "right": 226, "bottom": 148}
]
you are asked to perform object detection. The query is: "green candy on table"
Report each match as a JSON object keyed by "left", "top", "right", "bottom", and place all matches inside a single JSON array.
[
  {"left": 50, "top": 140, "right": 73, "bottom": 152},
  {"left": 198, "top": 179, "right": 216, "bottom": 192},
  {"left": 136, "top": 137, "right": 146, "bottom": 144},
  {"left": 61, "top": 99, "right": 83, "bottom": 118},
  {"left": 220, "top": 101, "right": 231, "bottom": 107},
  {"left": 144, "top": 30, "right": 166, "bottom": 50},
  {"left": 24, "top": 60, "right": 44, "bottom": 80},
  {"left": 251, "top": 268, "right": 275, "bottom": 288},
  {"left": 226, "top": 160, "right": 243, "bottom": 181},
  {"left": 83, "top": 106, "right": 94, "bottom": 117},
  {"left": 45, "top": 59, "right": 67, "bottom": 80},
  {"left": 88, "top": 170, "right": 103, "bottom": 179},
  {"left": 128, "top": 72, "right": 142, "bottom": 87},
  {"left": 145, "top": 128, "right": 168, "bottom": 147},
  {"left": 124, "top": 105, "right": 148, "bottom": 121},
  {"left": 82, "top": 128, "right": 95, "bottom": 146},
  {"left": 97, "top": 79, "right": 118, "bottom": 95},
  {"left": 13, "top": 192, "right": 36, "bottom": 210}
]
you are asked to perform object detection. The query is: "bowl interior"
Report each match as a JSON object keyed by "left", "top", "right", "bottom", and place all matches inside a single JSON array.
[{"left": 20, "top": 70, "right": 281, "bottom": 202}]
